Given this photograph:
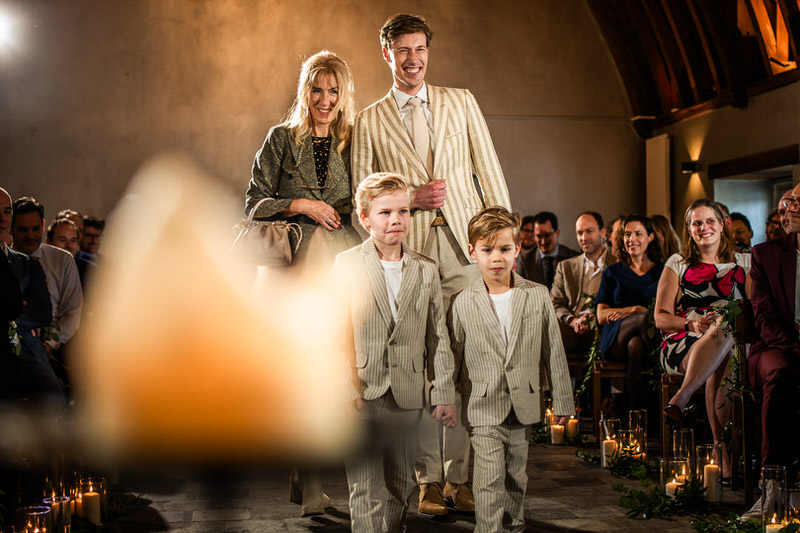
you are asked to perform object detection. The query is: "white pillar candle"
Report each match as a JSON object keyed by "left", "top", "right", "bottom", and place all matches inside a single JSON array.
[
  {"left": 566, "top": 417, "right": 578, "bottom": 439},
  {"left": 703, "top": 462, "right": 722, "bottom": 502},
  {"left": 665, "top": 478, "right": 678, "bottom": 496},
  {"left": 551, "top": 424, "right": 565, "bottom": 445},
  {"left": 601, "top": 439, "right": 618, "bottom": 468},
  {"left": 545, "top": 409, "right": 554, "bottom": 427},
  {"left": 83, "top": 487, "right": 101, "bottom": 525}
]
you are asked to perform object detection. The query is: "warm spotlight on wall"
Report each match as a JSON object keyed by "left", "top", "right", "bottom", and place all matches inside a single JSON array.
[
  {"left": 0, "top": 6, "right": 17, "bottom": 48},
  {"left": 681, "top": 161, "right": 699, "bottom": 175}
]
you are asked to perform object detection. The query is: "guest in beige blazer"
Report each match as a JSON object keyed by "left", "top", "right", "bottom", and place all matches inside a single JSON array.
[
  {"left": 245, "top": 51, "right": 361, "bottom": 268},
  {"left": 449, "top": 207, "right": 574, "bottom": 533},
  {"left": 550, "top": 211, "right": 617, "bottom": 353},
  {"left": 351, "top": 13, "right": 511, "bottom": 515},
  {"left": 334, "top": 173, "right": 456, "bottom": 533}
]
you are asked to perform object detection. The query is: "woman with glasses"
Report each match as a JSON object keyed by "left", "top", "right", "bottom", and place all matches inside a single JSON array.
[
  {"left": 656, "top": 199, "right": 750, "bottom": 480},
  {"left": 596, "top": 215, "right": 664, "bottom": 412}
]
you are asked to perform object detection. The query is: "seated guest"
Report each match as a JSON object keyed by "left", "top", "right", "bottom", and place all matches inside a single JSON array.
[
  {"left": 651, "top": 214, "right": 682, "bottom": 258},
  {"left": 551, "top": 211, "right": 616, "bottom": 352},
  {"left": 0, "top": 188, "right": 61, "bottom": 402},
  {"left": 606, "top": 215, "right": 624, "bottom": 260},
  {"left": 746, "top": 187, "right": 800, "bottom": 507},
  {"left": 596, "top": 215, "right": 664, "bottom": 411},
  {"left": 656, "top": 199, "right": 749, "bottom": 479},
  {"left": 514, "top": 215, "right": 535, "bottom": 273},
  {"left": 46, "top": 218, "right": 80, "bottom": 256},
  {"left": 729, "top": 212, "right": 753, "bottom": 251},
  {"left": 11, "top": 197, "right": 82, "bottom": 353},
  {"left": 76, "top": 215, "right": 105, "bottom": 286},
  {"left": 520, "top": 211, "right": 578, "bottom": 289},
  {"left": 766, "top": 208, "right": 784, "bottom": 241}
]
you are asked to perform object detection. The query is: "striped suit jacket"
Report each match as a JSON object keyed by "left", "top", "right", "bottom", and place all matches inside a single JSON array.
[
  {"left": 332, "top": 238, "right": 456, "bottom": 410},
  {"left": 449, "top": 272, "right": 575, "bottom": 426},
  {"left": 351, "top": 86, "right": 511, "bottom": 259}
]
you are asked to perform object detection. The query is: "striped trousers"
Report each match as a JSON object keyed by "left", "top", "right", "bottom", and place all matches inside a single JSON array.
[
  {"left": 346, "top": 392, "right": 421, "bottom": 533},
  {"left": 469, "top": 412, "right": 531, "bottom": 533}
]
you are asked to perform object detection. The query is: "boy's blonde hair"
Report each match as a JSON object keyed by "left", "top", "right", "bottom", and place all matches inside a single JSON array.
[
  {"left": 355, "top": 172, "right": 410, "bottom": 221},
  {"left": 468, "top": 206, "right": 521, "bottom": 246}
]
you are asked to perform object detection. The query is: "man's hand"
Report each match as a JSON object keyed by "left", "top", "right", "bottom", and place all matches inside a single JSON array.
[
  {"left": 553, "top": 415, "right": 570, "bottom": 426},
  {"left": 432, "top": 403, "right": 457, "bottom": 428},
  {"left": 571, "top": 315, "right": 589, "bottom": 334},
  {"left": 411, "top": 180, "right": 447, "bottom": 210}
]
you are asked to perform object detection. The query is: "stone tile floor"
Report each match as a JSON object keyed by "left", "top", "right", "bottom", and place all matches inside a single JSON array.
[{"left": 111, "top": 438, "right": 749, "bottom": 532}]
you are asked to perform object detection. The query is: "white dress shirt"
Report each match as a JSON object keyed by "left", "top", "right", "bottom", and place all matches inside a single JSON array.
[
  {"left": 30, "top": 243, "right": 82, "bottom": 346},
  {"left": 391, "top": 83, "right": 434, "bottom": 153}
]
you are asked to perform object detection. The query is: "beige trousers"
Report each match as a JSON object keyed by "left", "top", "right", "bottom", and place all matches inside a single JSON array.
[
  {"left": 415, "top": 226, "right": 473, "bottom": 485},
  {"left": 470, "top": 416, "right": 531, "bottom": 533}
]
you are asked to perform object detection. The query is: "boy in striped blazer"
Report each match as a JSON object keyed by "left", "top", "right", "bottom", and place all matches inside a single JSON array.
[
  {"left": 333, "top": 172, "right": 457, "bottom": 533},
  {"left": 448, "top": 207, "right": 574, "bottom": 533}
]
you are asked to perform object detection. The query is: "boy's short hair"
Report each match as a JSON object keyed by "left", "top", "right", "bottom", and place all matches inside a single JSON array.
[
  {"left": 355, "top": 172, "right": 409, "bottom": 220},
  {"left": 468, "top": 206, "right": 521, "bottom": 246}
]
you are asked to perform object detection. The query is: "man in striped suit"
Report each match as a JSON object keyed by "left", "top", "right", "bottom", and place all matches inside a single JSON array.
[
  {"left": 449, "top": 207, "right": 574, "bottom": 532},
  {"left": 335, "top": 173, "right": 456, "bottom": 533},
  {"left": 351, "top": 13, "right": 511, "bottom": 515}
]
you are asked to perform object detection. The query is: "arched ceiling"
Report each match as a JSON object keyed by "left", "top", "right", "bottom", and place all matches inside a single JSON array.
[{"left": 588, "top": 0, "right": 800, "bottom": 137}]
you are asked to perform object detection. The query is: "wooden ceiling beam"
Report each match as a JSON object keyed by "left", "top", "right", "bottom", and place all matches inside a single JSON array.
[
  {"left": 695, "top": 0, "right": 749, "bottom": 108},
  {"left": 657, "top": 0, "right": 702, "bottom": 102},
  {"left": 686, "top": 0, "right": 723, "bottom": 94},
  {"left": 777, "top": 0, "right": 800, "bottom": 58}
]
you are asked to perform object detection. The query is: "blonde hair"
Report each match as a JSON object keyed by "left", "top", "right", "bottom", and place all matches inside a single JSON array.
[
  {"left": 283, "top": 51, "right": 354, "bottom": 154},
  {"left": 680, "top": 199, "right": 736, "bottom": 266},
  {"left": 467, "top": 206, "right": 521, "bottom": 246},
  {"left": 355, "top": 173, "right": 410, "bottom": 222}
]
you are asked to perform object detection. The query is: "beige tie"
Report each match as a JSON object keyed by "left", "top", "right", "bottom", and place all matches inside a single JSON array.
[{"left": 408, "top": 97, "right": 433, "bottom": 176}]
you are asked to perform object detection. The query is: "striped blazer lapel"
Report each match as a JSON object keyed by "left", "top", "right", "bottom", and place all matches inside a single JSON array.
[
  {"left": 361, "top": 239, "right": 393, "bottom": 328},
  {"left": 375, "top": 92, "right": 430, "bottom": 181},
  {"left": 505, "top": 274, "right": 527, "bottom": 361},
  {"left": 429, "top": 85, "right": 450, "bottom": 178},
  {"left": 287, "top": 136, "right": 323, "bottom": 200},
  {"left": 395, "top": 245, "right": 420, "bottom": 323}
]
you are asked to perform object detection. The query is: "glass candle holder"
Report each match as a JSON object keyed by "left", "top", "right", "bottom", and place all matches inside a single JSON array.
[
  {"left": 43, "top": 495, "right": 71, "bottom": 533},
  {"left": 672, "top": 428, "right": 695, "bottom": 461},
  {"left": 543, "top": 397, "right": 554, "bottom": 426},
  {"left": 80, "top": 477, "right": 107, "bottom": 526},
  {"left": 598, "top": 418, "right": 620, "bottom": 469},
  {"left": 788, "top": 486, "right": 800, "bottom": 524},
  {"left": 618, "top": 429, "right": 644, "bottom": 460},
  {"left": 660, "top": 457, "right": 690, "bottom": 496},
  {"left": 550, "top": 423, "right": 565, "bottom": 445},
  {"left": 762, "top": 465, "right": 788, "bottom": 532},
  {"left": 696, "top": 444, "right": 723, "bottom": 502},
  {"left": 629, "top": 409, "right": 647, "bottom": 457},
  {"left": 16, "top": 505, "right": 50, "bottom": 532}
]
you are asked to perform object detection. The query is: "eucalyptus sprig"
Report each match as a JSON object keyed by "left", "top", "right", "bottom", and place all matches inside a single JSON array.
[
  {"left": 8, "top": 321, "right": 20, "bottom": 356},
  {"left": 574, "top": 292, "right": 599, "bottom": 399},
  {"left": 690, "top": 514, "right": 765, "bottom": 533}
]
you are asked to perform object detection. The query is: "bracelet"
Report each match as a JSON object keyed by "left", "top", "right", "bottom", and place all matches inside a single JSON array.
[{"left": 684, "top": 320, "right": 691, "bottom": 332}]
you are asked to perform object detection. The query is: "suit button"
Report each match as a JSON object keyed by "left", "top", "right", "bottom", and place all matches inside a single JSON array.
[{"left": 389, "top": 340, "right": 396, "bottom": 346}]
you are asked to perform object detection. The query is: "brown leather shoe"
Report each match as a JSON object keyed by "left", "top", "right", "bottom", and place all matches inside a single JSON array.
[
  {"left": 443, "top": 482, "right": 475, "bottom": 513},
  {"left": 418, "top": 483, "right": 447, "bottom": 517}
]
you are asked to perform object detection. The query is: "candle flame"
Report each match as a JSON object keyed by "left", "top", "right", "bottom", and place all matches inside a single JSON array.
[
  {"left": 89, "top": 484, "right": 93, "bottom": 492},
  {"left": 772, "top": 514, "right": 777, "bottom": 524},
  {"left": 710, "top": 459, "right": 715, "bottom": 466},
  {"left": 671, "top": 477, "right": 676, "bottom": 484},
  {"left": 681, "top": 465, "right": 686, "bottom": 475},
  {"left": 569, "top": 415, "right": 574, "bottom": 420}
]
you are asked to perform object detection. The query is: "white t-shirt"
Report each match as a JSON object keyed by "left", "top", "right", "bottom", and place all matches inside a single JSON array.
[
  {"left": 381, "top": 260, "right": 403, "bottom": 321},
  {"left": 490, "top": 289, "right": 514, "bottom": 344}
]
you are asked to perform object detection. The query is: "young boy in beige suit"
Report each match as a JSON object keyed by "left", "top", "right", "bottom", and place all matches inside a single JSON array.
[
  {"left": 448, "top": 207, "right": 575, "bottom": 533},
  {"left": 333, "top": 172, "right": 457, "bottom": 533}
]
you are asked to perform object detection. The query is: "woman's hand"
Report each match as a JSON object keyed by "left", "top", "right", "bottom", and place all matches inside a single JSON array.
[
  {"left": 605, "top": 305, "right": 647, "bottom": 323},
  {"left": 688, "top": 312, "right": 719, "bottom": 334},
  {"left": 287, "top": 199, "right": 342, "bottom": 231}
]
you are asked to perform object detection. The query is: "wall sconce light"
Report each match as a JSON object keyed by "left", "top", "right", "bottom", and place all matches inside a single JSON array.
[{"left": 681, "top": 161, "right": 699, "bottom": 175}]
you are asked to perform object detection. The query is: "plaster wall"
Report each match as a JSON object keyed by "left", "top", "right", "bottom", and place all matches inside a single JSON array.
[
  {"left": 654, "top": 82, "right": 800, "bottom": 233},
  {"left": 0, "top": 0, "right": 643, "bottom": 249}
]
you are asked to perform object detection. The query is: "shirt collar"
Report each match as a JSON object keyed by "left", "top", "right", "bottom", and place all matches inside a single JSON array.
[
  {"left": 538, "top": 245, "right": 559, "bottom": 259},
  {"left": 392, "top": 83, "right": 429, "bottom": 110}
]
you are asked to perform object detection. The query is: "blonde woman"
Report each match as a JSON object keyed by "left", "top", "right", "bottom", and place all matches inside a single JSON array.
[{"left": 245, "top": 50, "right": 361, "bottom": 266}]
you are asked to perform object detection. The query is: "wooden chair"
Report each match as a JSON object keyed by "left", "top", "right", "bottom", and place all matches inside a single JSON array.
[
  {"left": 729, "top": 300, "right": 758, "bottom": 506},
  {"left": 592, "top": 359, "right": 627, "bottom": 438}
]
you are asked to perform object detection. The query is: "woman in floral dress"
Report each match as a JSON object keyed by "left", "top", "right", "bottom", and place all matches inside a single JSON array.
[{"left": 655, "top": 199, "right": 749, "bottom": 478}]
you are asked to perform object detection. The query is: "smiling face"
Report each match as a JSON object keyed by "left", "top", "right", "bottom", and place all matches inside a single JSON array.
[
  {"left": 688, "top": 205, "right": 723, "bottom": 248},
  {"left": 48, "top": 223, "right": 79, "bottom": 255},
  {"left": 0, "top": 190, "right": 11, "bottom": 248},
  {"left": 359, "top": 189, "right": 410, "bottom": 252},
  {"left": 469, "top": 228, "right": 520, "bottom": 289},
  {"left": 623, "top": 221, "right": 654, "bottom": 260},
  {"left": 307, "top": 72, "right": 339, "bottom": 136},
  {"left": 383, "top": 31, "right": 428, "bottom": 95},
  {"left": 575, "top": 214, "right": 605, "bottom": 257},
  {"left": 534, "top": 220, "right": 559, "bottom": 255}
]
